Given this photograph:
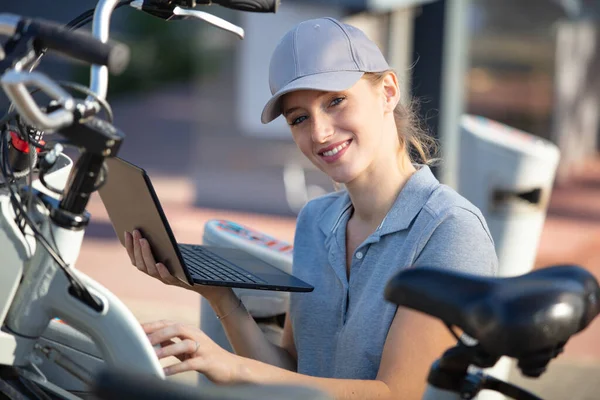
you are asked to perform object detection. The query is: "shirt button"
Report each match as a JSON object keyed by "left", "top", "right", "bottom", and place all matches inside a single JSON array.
[{"left": 355, "top": 251, "right": 364, "bottom": 260}]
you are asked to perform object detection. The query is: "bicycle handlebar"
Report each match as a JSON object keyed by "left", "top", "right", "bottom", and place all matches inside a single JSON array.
[
  {"left": 25, "top": 18, "right": 130, "bottom": 75},
  {"left": 1, "top": 70, "right": 75, "bottom": 131},
  {"left": 206, "top": 0, "right": 280, "bottom": 13},
  {"left": 0, "top": 12, "right": 131, "bottom": 130},
  {"left": 0, "top": 14, "right": 130, "bottom": 75}
]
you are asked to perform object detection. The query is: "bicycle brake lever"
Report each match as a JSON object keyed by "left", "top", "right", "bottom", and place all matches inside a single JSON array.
[
  {"left": 173, "top": 7, "right": 244, "bottom": 39},
  {"left": 130, "top": 1, "right": 245, "bottom": 39}
]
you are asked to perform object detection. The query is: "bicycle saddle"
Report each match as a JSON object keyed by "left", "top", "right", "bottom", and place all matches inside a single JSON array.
[{"left": 384, "top": 265, "right": 600, "bottom": 358}]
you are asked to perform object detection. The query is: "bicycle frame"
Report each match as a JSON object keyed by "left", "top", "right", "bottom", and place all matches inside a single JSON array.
[
  {"left": 0, "top": 0, "right": 257, "bottom": 393},
  {"left": 0, "top": 0, "right": 166, "bottom": 393},
  {"left": 3, "top": 183, "right": 164, "bottom": 375},
  {"left": 0, "top": 146, "right": 165, "bottom": 386}
]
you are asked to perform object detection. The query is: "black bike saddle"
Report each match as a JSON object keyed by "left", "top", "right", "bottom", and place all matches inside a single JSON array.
[{"left": 384, "top": 265, "right": 600, "bottom": 358}]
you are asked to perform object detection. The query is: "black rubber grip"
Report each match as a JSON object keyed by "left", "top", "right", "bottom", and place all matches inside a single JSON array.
[
  {"left": 211, "top": 0, "right": 279, "bottom": 13},
  {"left": 23, "top": 18, "right": 130, "bottom": 75}
]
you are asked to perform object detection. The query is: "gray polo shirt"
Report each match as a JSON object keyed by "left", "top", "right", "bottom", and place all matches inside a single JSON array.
[{"left": 289, "top": 165, "right": 498, "bottom": 379}]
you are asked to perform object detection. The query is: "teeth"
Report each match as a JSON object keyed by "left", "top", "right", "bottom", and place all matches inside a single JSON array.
[{"left": 322, "top": 141, "right": 349, "bottom": 157}]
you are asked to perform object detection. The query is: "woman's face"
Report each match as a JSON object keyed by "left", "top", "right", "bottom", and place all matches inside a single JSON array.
[{"left": 281, "top": 74, "right": 400, "bottom": 184}]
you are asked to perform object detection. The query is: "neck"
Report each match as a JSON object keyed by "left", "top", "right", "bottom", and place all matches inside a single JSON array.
[{"left": 345, "top": 152, "right": 417, "bottom": 228}]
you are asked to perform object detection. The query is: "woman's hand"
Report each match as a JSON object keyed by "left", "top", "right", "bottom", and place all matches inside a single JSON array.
[
  {"left": 143, "top": 320, "right": 247, "bottom": 384},
  {"left": 125, "top": 230, "right": 190, "bottom": 289},
  {"left": 124, "top": 230, "right": 231, "bottom": 301}
]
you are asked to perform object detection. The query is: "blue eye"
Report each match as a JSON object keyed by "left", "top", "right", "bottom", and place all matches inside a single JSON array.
[
  {"left": 290, "top": 115, "right": 307, "bottom": 126},
  {"left": 330, "top": 97, "right": 345, "bottom": 107}
]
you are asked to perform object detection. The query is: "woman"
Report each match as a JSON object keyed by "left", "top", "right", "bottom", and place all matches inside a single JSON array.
[{"left": 126, "top": 17, "right": 498, "bottom": 399}]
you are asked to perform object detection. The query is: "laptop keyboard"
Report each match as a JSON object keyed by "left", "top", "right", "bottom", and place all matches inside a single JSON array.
[{"left": 178, "top": 245, "right": 264, "bottom": 284}]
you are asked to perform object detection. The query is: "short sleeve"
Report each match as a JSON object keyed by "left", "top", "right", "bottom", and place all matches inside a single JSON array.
[{"left": 413, "top": 206, "right": 498, "bottom": 277}]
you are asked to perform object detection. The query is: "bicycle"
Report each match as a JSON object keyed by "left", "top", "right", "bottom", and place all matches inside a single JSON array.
[
  {"left": 0, "top": 1, "right": 329, "bottom": 399},
  {"left": 384, "top": 264, "right": 600, "bottom": 400}
]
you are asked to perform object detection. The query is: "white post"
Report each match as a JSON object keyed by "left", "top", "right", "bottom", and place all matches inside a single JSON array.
[
  {"left": 437, "top": 0, "right": 471, "bottom": 189},
  {"left": 387, "top": 7, "right": 416, "bottom": 105}
]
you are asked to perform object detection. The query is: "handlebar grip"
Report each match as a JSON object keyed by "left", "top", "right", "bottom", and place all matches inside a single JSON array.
[
  {"left": 23, "top": 18, "right": 130, "bottom": 75},
  {"left": 211, "top": 0, "right": 279, "bottom": 13}
]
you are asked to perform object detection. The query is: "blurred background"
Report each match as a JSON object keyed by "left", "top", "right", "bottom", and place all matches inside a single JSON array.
[{"left": 2, "top": 0, "right": 600, "bottom": 398}]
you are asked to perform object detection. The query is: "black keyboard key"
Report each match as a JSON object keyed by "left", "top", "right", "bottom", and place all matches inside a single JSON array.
[{"left": 178, "top": 245, "right": 263, "bottom": 284}]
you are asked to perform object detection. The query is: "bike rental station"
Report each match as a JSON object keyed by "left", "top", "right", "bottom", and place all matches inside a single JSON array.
[{"left": 0, "top": 1, "right": 598, "bottom": 400}]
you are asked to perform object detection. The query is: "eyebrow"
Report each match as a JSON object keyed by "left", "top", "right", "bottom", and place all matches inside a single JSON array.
[
  {"left": 282, "top": 92, "right": 335, "bottom": 117},
  {"left": 283, "top": 107, "right": 301, "bottom": 117}
]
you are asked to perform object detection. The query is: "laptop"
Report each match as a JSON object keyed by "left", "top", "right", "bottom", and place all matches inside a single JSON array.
[{"left": 98, "top": 157, "right": 314, "bottom": 293}]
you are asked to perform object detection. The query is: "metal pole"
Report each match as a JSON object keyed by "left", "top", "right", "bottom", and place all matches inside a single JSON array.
[{"left": 437, "top": 0, "right": 471, "bottom": 188}]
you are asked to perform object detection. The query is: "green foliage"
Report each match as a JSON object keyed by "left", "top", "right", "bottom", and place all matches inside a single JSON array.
[{"left": 71, "top": 10, "right": 230, "bottom": 98}]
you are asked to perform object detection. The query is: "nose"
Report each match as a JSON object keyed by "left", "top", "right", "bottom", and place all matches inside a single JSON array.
[{"left": 310, "top": 113, "right": 334, "bottom": 144}]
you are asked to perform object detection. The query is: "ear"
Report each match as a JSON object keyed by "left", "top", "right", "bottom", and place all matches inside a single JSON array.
[{"left": 381, "top": 72, "right": 401, "bottom": 113}]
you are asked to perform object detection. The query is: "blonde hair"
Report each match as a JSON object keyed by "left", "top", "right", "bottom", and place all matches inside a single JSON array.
[{"left": 362, "top": 71, "right": 438, "bottom": 165}]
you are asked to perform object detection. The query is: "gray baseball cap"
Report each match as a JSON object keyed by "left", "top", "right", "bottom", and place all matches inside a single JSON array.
[{"left": 261, "top": 17, "right": 390, "bottom": 124}]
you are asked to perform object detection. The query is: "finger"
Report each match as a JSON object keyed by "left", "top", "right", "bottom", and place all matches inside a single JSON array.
[
  {"left": 147, "top": 324, "right": 186, "bottom": 346},
  {"left": 156, "top": 263, "right": 181, "bottom": 285},
  {"left": 156, "top": 339, "right": 197, "bottom": 359},
  {"left": 133, "top": 235, "right": 147, "bottom": 273},
  {"left": 158, "top": 339, "right": 187, "bottom": 361},
  {"left": 147, "top": 323, "right": 202, "bottom": 347},
  {"left": 124, "top": 232, "right": 135, "bottom": 264},
  {"left": 164, "top": 358, "right": 209, "bottom": 376},
  {"left": 140, "top": 239, "right": 159, "bottom": 277},
  {"left": 142, "top": 320, "right": 176, "bottom": 334}
]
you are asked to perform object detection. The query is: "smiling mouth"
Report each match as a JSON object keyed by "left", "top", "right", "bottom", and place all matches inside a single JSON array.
[{"left": 319, "top": 140, "right": 352, "bottom": 157}]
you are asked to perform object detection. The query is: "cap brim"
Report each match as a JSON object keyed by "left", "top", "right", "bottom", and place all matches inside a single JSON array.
[{"left": 261, "top": 71, "right": 365, "bottom": 124}]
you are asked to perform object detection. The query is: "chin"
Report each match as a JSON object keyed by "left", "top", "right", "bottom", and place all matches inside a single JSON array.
[
  {"left": 322, "top": 164, "right": 361, "bottom": 186},
  {"left": 329, "top": 172, "right": 357, "bottom": 185}
]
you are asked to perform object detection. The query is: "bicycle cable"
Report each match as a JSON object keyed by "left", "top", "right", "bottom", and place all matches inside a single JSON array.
[{"left": 0, "top": 124, "right": 102, "bottom": 311}]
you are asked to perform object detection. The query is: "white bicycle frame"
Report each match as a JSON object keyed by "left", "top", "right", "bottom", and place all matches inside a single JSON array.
[
  {"left": 0, "top": 3, "right": 165, "bottom": 395},
  {"left": 0, "top": 1, "right": 249, "bottom": 397}
]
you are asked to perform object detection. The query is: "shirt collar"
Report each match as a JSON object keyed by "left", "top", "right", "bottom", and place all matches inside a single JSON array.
[
  {"left": 377, "top": 165, "right": 439, "bottom": 236},
  {"left": 317, "top": 165, "right": 439, "bottom": 237},
  {"left": 317, "top": 191, "right": 352, "bottom": 236}
]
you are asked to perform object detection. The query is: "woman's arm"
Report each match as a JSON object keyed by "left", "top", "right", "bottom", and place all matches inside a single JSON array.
[
  {"left": 237, "top": 308, "right": 456, "bottom": 399},
  {"left": 209, "top": 289, "right": 297, "bottom": 371},
  {"left": 126, "top": 230, "right": 296, "bottom": 369},
  {"left": 145, "top": 307, "right": 454, "bottom": 400}
]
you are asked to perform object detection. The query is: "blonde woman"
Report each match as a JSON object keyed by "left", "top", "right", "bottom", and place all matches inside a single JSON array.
[{"left": 127, "top": 17, "right": 498, "bottom": 400}]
